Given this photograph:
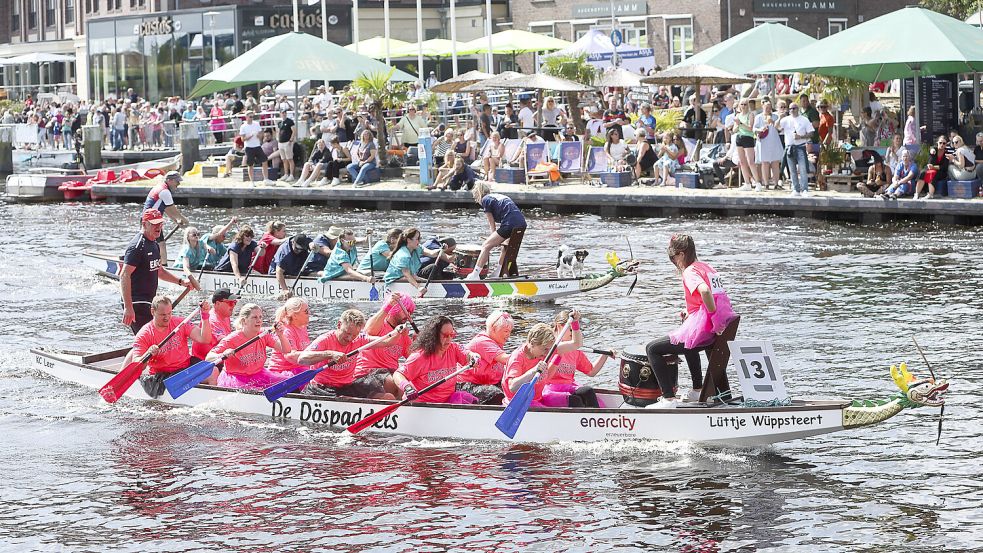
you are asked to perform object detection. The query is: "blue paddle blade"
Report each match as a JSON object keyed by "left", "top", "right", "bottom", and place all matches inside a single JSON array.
[
  {"left": 369, "top": 284, "right": 380, "bottom": 302},
  {"left": 495, "top": 374, "right": 539, "bottom": 439},
  {"left": 164, "top": 360, "right": 216, "bottom": 399},
  {"left": 263, "top": 368, "right": 319, "bottom": 403}
]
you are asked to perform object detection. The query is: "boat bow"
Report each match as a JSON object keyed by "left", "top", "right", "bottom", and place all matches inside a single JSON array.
[{"left": 842, "top": 363, "right": 949, "bottom": 428}]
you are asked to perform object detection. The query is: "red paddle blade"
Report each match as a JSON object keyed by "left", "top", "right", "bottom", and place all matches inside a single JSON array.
[
  {"left": 347, "top": 401, "right": 402, "bottom": 435},
  {"left": 99, "top": 361, "right": 145, "bottom": 403}
]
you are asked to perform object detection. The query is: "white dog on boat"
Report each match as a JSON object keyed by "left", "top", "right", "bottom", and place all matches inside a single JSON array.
[{"left": 556, "top": 245, "right": 589, "bottom": 278}]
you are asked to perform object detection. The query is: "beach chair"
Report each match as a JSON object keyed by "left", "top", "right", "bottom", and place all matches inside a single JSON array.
[
  {"left": 523, "top": 142, "right": 553, "bottom": 186},
  {"left": 556, "top": 141, "right": 584, "bottom": 182},
  {"left": 584, "top": 146, "right": 609, "bottom": 186}
]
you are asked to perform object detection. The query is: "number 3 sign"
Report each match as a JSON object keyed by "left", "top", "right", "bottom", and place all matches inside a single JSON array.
[{"left": 729, "top": 341, "right": 789, "bottom": 402}]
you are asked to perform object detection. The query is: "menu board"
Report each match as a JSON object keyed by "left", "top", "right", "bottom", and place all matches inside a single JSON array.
[{"left": 901, "top": 74, "right": 958, "bottom": 143}]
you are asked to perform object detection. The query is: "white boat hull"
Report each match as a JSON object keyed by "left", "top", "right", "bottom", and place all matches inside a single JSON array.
[
  {"left": 31, "top": 348, "right": 852, "bottom": 446},
  {"left": 82, "top": 250, "right": 620, "bottom": 302}
]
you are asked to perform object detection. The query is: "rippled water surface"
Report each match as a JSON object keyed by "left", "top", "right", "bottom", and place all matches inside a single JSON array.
[{"left": 0, "top": 200, "right": 980, "bottom": 552}]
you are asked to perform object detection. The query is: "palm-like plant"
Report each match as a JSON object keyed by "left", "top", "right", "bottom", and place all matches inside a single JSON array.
[
  {"left": 348, "top": 68, "right": 412, "bottom": 165},
  {"left": 539, "top": 53, "right": 598, "bottom": 134}
]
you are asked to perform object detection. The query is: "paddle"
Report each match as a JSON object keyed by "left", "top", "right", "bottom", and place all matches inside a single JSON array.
[
  {"left": 581, "top": 347, "right": 615, "bottom": 356},
  {"left": 171, "top": 264, "right": 208, "bottom": 309},
  {"left": 164, "top": 326, "right": 274, "bottom": 399},
  {"left": 284, "top": 247, "right": 318, "bottom": 299},
  {"left": 368, "top": 251, "right": 380, "bottom": 302},
  {"left": 161, "top": 224, "right": 182, "bottom": 243},
  {"left": 495, "top": 319, "right": 573, "bottom": 439},
  {"left": 418, "top": 244, "right": 446, "bottom": 298},
  {"left": 100, "top": 304, "right": 203, "bottom": 403},
  {"left": 347, "top": 354, "right": 478, "bottom": 435},
  {"left": 912, "top": 336, "right": 944, "bottom": 446},
  {"left": 390, "top": 291, "right": 419, "bottom": 334},
  {"left": 233, "top": 244, "right": 264, "bottom": 295},
  {"left": 262, "top": 324, "right": 408, "bottom": 402},
  {"left": 626, "top": 235, "right": 637, "bottom": 296}
]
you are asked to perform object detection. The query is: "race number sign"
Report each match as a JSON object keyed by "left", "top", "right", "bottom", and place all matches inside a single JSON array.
[{"left": 729, "top": 341, "right": 789, "bottom": 402}]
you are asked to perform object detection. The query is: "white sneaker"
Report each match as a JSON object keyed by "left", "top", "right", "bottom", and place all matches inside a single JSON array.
[
  {"left": 463, "top": 270, "right": 481, "bottom": 281},
  {"left": 284, "top": 175, "right": 295, "bottom": 183},
  {"left": 753, "top": 183, "right": 763, "bottom": 193},
  {"left": 645, "top": 396, "right": 680, "bottom": 409},
  {"left": 263, "top": 179, "right": 275, "bottom": 186},
  {"left": 737, "top": 183, "right": 752, "bottom": 191},
  {"left": 316, "top": 177, "right": 328, "bottom": 186},
  {"left": 790, "top": 190, "right": 800, "bottom": 197},
  {"left": 330, "top": 177, "right": 341, "bottom": 186},
  {"left": 685, "top": 389, "right": 703, "bottom": 402},
  {"left": 800, "top": 190, "right": 811, "bottom": 198}
]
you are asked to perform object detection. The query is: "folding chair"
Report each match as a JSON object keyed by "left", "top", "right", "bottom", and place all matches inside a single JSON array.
[
  {"left": 557, "top": 141, "right": 585, "bottom": 182},
  {"left": 524, "top": 142, "right": 553, "bottom": 186},
  {"left": 584, "top": 146, "right": 609, "bottom": 186}
]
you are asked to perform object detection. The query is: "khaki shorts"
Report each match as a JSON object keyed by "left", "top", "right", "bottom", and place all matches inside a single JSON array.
[{"left": 278, "top": 142, "right": 293, "bottom": 159}]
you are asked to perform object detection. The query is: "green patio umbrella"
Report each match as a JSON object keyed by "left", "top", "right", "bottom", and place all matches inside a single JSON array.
[
  {"left": 388, "top": 38, "right": 469, "bottom": 59},
  {"left": 755, "top": 6, "right": 983, "bottom": 81},
  {"left": 189, "top": 32, "right": 415, "bottom": 98},
  {"left": 458, "top": 30, "right": 573, "bottom": 67},
  {"left": 674, "top": 22, "right": 815, "bottom": 76},
  {"left": 344, "top": 36, "right": 413, "bottom": 60}
]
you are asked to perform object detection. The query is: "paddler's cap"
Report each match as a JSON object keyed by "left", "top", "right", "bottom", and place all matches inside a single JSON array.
[
  {"left": 385, "top": 293, "right": 416, "bottom": 317},
  {"left": 292, "top": 234, "right": 313, "bottom": 251},
  {"left": 142, "top": 209, "right": 165, "bottom": 224},
  {"left": 164, "top": 170, "right": 182, "bottom": 182},
  {"left": 437, "top": 236, "right": 456, "bottom": 247},
  {"left": 211, "top": 288, "right": 239, "bottom": 302},
  {"left": 326, "top": 226, "right": 344, "bottom": 240}
]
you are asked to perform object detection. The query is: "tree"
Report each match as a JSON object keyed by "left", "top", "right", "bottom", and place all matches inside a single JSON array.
[
  {"left": 539, "top": 53, "right": 598, "bottom": 134},
  {"left": 345, "top": 69, "right": 411, "bottom": 166},
  {"left": 919, "top": 0, "right": 979, "bottom": 20}
]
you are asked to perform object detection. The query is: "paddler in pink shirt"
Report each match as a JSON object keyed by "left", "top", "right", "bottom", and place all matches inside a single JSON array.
[
  {"left": 266, "top": 297, "right": 312, "bottom": 375},
  {"left": 501, "top": 310, "right": 583, "bottom": 407},
  {"left": 125, "top": 294, "right": 213, "bottom": 398},
  {"left": 295, "top": 309, "right": 405, "bottom": 399},
  {"left": 353, "top": 293, "right": 415, "bottom": 397},
  {"left": 191, "top": 288, "right": 237, "bottom": 362},
  {"left": 207, "top": 303, "right": 291, "bottom": 390},
  {"left": 543, "top": 310, "right": 612, "bottom": 408},
  {"left": 393, "top": 315, "right": 481, "bottom": 404},
  {"left": 460, "top": 310, "right": 514, "bottom": 404}
]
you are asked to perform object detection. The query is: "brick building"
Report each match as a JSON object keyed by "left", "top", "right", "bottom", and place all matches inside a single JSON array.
[{"left": 510, "top": 0, "right": 911, "bottom": 72}]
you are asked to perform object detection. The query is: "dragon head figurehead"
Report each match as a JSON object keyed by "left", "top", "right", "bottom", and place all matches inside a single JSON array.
[
  {"left": 605, "top": 251, "right": 640, "bottom": 277},
  {"left": 891, "top": 362, "right": 949, "bottom": 408}
]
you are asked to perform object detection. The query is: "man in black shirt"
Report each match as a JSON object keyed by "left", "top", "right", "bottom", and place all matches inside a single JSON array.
[
  {"left": 479, "top": 104, "right": 493, "bottom": 147},
  {"left": 277, "top": 109, "right": 296, "bottom": 182},
  {"left": 602, "top": 95, "right": 627, "bottom": 140},
  {"left": 682, "top": 95, "right": 707, "bottom": 139},
  {"left": 121, "top": 209, "right": 199, "bottom": 334}
]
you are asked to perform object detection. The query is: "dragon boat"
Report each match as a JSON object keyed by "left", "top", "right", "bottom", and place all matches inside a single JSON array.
[
  {"left": 81, "top": 249, "right": 640, "bottom": 302},
  {"left": 30, "top": 345, "right": 947, "bottom": 446}
]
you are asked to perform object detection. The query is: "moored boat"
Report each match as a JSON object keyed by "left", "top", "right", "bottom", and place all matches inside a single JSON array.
[
  {"left": 30, "top": 347, "right": 947, "bottom": 446},
  {"left": 82, "top": 249, "right": 640, "bottom": 302}
]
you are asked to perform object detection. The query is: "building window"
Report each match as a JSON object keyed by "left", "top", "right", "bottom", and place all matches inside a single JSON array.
[
  {"left": 28, "top": 0, "right": 38, "bottom": 29},
  {"left": 45, "top": 0, "right": 55, "bottom": 26},
  {"left": 65, "top": 0, "right": 74, "bottom": 23},
  {"left": 624, "top": 23, "right": 647, "bottom": 47},
  {"left": 12, "top": 1, "right": 20, "bottom": 32},
  {"left": 753, "top": 18, "right": 788, "bottom": 26},
  {"left": 828, "top": 18, "right": 847, "bottom": 35},
  {"left": 529, "top": 23, "right": 555, "bottom": 38},
  {"left": 668, "top": 24, "right": 692, "bottom": 65}
]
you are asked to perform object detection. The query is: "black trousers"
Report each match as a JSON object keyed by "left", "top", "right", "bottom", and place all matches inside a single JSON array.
[
  {"left": 644, "top": 335, "right": 704, "bottom": 398},
  {"left": 324, "top": 160, "right": 346, "bottom": 179},
  {"left": 128, "top": 302, "right": 153, "bottom": 335}
]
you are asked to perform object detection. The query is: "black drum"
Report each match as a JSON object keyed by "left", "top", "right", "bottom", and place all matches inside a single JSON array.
[
  {"left": 453, "top": 245, "right": 489, "bottom": 278},
  {"left": 619, "top": 346, "right": 666, "bottom": 407}
]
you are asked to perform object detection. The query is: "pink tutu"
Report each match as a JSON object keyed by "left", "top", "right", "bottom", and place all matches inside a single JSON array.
[
  {"left": 217, "top": 368, "right": 283, "bottom": 391},
  {"left": 669, "top": 294, "right": 738, "bottom": 349}
]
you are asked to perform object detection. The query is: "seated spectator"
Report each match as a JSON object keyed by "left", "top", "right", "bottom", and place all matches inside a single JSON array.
[
  {"left": 560, "top": 124, "right": 579, "bottom": 142},
  {"left": 604, "top": 128, "right": 629, "bottom": 172},
  {"left": 482, "top": 131, "right": 505, "bottom": 178},
  {"left": 431, "top": 151, "right": 458, "bottom": 191},
  {"left": 452, "top": 130, "right": 475, "bottom": 164},
  {"left": 223, "top": 136, "right": 245, "bottom": 178},
  {"left": 296, "top": 139, "right": 328, "bottom": 187},
  {"left": 654, "top": 131, "right": 681, "bottom": 186},
  {"left": 681, "top": 95, "right": 707, "bottom": 140},
  {"left": 634, "top": 129, "right": 657, "bottom": 178},
  {"left": 261, "top": 129, "right": 281, "bottom": 170},
  {"left": 946, "top": 134, "right": 976, "bottom": 181},
  {"left": 432, "top": 128, "right": 455, "bottom": 159},
  {"left": 881, "top": 148, "right": 918, "bottom": 199},
  {"left": 914, "top": 135, "right": 948, "bottom": 199},
  {"left": 636, "top": 103, "right": 657, "bottom": 141},
  {"left": 448, "top": 157, "right": 477, "bottom": 191},
  {"left": 857, "top": 151, "right": 888, "bottom": 198}
]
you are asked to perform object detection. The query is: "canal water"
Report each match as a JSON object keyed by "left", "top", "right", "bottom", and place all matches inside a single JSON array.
[{"left": 0, "top": 200, "right": 979, "bottom": 552}]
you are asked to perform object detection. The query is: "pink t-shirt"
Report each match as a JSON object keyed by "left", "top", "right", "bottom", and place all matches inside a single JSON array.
[
  {"left": 309, "top": 331, "right": 370, "bottom": 387},
  {"left": 396, "top": 343, "right": 468, "bottom": 403},
  {"left": 214, "top": 330, "right": 278, "bottom": 376},
  {"left": 547, "top": 350, "right": 593, "bottom": 386},
  {"left": 502, "top": 346, "right": 558, "bottom": 402},
  {"left": 266, "top": 324, "right": 309, "bottom": 373},
  {"left": 461, "top": 333, "right": 505, "bottom": 385},
  {"left": 191, "top": 313, "right": 232, "bottom": 360},
  {"left": 354, "top": 320, "right": 411, "bottom": 377},
  {"left": 132, "top": 317, "right": 193, "bottom": 374},
  {"left": 254, "top": 233, "right": 278, "bottom": 274},
  {"left": 681, "top": 261, "right": 725, "bottom": 315}
]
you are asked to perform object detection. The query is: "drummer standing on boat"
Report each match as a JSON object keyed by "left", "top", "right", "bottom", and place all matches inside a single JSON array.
[
  {"left": 465, "top": 182, "right": 527, "bottom": 280},
  {"left": 142, "top": 170, "right": 190, "bottom": 266},
  {"left": 121, "top": 209, "right": 200, "bottom": 334}
]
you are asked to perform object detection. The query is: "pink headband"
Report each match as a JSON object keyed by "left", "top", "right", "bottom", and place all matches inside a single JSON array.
[{"left": 385, "top": 294, "right": 416, "bottom": 317}]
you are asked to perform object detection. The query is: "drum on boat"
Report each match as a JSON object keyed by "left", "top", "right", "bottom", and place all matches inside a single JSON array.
[
  {"left": 453, "top": 244, "right": 489, "bottom": 278},
  {"left": 618, "top": 346, "right": 666, "bottom": 407}
]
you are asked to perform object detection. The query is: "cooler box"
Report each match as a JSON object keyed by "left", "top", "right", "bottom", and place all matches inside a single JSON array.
[
  {"left": 201, "top": 164, "right": 221, "bottom": 178},
  {"left": 600, "top": 171, "right": 633, "bottom": 188},
  {"left": 945, "top": 179, "right": 980, "bottom": 199},
  {"left": 675, "top": 172, "right": 700, "bottom": 189},
  {"left": 361, "top": 166, "right": 381, "bottom": 183},
  {"left": 494, "top": 167, "right": 526, "bottom": 184}
]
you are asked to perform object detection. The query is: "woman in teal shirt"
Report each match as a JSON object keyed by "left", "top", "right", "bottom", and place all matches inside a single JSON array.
[
  {"left": 177, "top": 226, "right": 213, "bottom": 275},
  {"left": 357, "top": 228, "right": 402, "bottom": 273},
  {"left": 319, "top": 229, "right": 374, "bottom": 282},
  {"left": 383, "top": 227, "right": 444, "bottom": 295}
]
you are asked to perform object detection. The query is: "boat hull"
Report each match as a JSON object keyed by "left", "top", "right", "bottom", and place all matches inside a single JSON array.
[
  {"left": 31, "top": 348, "right": 851, "bottom": 446},
  {"left": 82, "top": 250, "right": 615, "bottom": 302}
]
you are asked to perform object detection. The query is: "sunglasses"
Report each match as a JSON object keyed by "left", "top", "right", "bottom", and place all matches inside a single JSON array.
[
  {"left": 342, "top": 239, "right": 357, "bottom": 246},
  {"left": 440, "top": 331, "right": 457, "bottom": 338}
]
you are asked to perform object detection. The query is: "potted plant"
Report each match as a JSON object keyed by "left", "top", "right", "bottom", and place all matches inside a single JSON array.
[{"left": 819, "top": 142, "right": 846, "bottom": 174}]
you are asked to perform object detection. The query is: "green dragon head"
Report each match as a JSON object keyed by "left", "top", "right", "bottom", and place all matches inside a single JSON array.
[
  {"left": 605, "top": 251, "right": 640, "bottom": 277},
  {"left": 891, "top": 362, "right": 949, "bottom": 408}
]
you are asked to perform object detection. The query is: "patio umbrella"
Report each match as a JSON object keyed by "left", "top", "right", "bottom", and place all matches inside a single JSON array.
[
  {"left": 5, "top": 52, "right": 74, "bottom": 64},
  {"left": 674, "top": 22, "right": 814, "bottom": 76},
  {"left": 189, "top": 32, "right": 415, "bottom": 98},
  {"left": 388, "top": 38, "right": 471, "bottom": 79},
  {"left": 430, "top": 70, "right": 494, "bottom": 93},
  {"left": 344, "top": 36, "right": 413, "bottom": 60},
  {"left": 459, "top": 30, "right": 573, "bottom": 70},
  {"left": 755, "top": 6, "right": 983, "bottom": 81},
  {"left": 458, "top": 71, "right": 524, "bottom": 92},
  {"left": 464, "top": 73, "right": 594, "bottom": 127},
  {"left": 596, "top": 67, "right": 642, "bottom": 89}
]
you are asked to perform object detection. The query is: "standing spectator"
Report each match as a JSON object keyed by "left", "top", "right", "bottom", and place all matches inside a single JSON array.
[
  {"left": 733, "top": 99, "right": 761, "bottom": 192},
  {"left": 111, "top": 108, "right": 126, "bottom": 151},
  {"left": 539, "top": 96, "right": 566, "bottom": 141},
  {"left": 754, "top": 101, "right": 783, "bottom": 190},
  {"left": 518, "top": 98, "right": 536, "bottom": 134},
  {"left": 394, "top": 105, "right": 427, "bottom": 149},
  {"left": 209, "top": 100, "right": 227, "bottom": 144},
  {"left": 498, "top": 104, "right": 520, "bottom": 140},
  {"left": 817, "top": 100, "right": 835, "bottom": 146},
  {"left": 602, "top": 95, "right": 628, "bottom": 140},
  {"left": 277, "top": 109, "right": 296, "bottom": 183},
  {"left": 478, "top": 104, "right": 493, "bottom": 148},
  {"left": 239, "top": 111, "right": 274, "bottom": 186},
  {"left": 798, "top": 94, "right": 820, "bottom": 143},
  {"left": 778, "top": 102, "right": 815, "bottom": 197},
  {"left": 425, "top": 71, "right": 439, "bottom": 89},
  {"left": 636, "top": 104, "right": 657, "bottom": 141},
  {"left": 681, "top": 95, "right": 707, "bottom": 140},
  {"left": 903, "top": 105, "right": 922, "bottom": 154}
]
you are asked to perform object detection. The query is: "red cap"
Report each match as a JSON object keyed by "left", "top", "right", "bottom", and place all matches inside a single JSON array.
[{"left": 142, "top": 209, "right": 165, "bottom": 224}]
